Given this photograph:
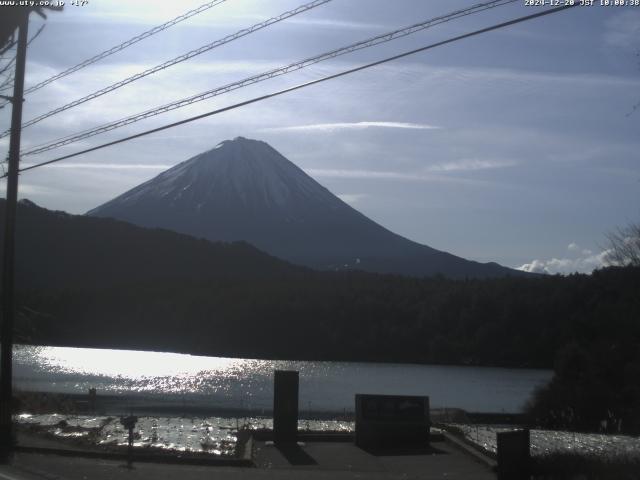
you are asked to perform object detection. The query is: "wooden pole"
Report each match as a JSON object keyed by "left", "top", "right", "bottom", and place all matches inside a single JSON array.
[{"left": 0, "top": 9, "right": 29, "bottom": 460}]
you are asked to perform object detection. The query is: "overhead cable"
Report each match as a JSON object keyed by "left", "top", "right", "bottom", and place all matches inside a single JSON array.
[
  {"left": 1, "top": 0, "right": 333, "bottom": 137},
  {"left": 10, "top": 3, "right": 578, "bottom": 177},
  {"left": 22, "top": 0, "right": 517, "bottom": 156},
  {"left": 0, "top": 0, "right": 229, "bottom": 109}
]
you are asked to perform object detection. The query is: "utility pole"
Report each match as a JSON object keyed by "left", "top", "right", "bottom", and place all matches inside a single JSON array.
[{"left": 0, "top": 9, "right": 29, "bottom": 461}]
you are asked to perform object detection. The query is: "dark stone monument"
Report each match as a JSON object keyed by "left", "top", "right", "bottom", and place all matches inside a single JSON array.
[
  {"left": 497, "top": 429, "right": 530, "bottom": 480},
  {"left": 273, "top": 370, "right": 299, "bottom": 444},
  {"left": 355, "top": 394, "right": 430, "bottom": 450}
]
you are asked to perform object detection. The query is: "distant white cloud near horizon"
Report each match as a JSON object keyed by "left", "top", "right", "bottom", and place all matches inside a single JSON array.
[{"left": 517, "top": 243, "right": 612, "bottom": 275}]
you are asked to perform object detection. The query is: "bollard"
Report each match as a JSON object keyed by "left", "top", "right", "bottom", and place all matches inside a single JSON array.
[{"left": 497, "top": 429, "right": 530, "bottom": 480}]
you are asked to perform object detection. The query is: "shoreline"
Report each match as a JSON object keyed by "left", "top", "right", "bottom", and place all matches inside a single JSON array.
[
  {"left": 14, "top": 389, "right": 526, "bottom": 423},
  {"left": 14, "top": 389, "right": 358, "bottom": 420}
]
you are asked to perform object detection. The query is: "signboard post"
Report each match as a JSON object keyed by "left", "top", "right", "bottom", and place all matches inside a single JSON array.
[{"left": 273, "top": 370, "right": 299, "bottom": 444}]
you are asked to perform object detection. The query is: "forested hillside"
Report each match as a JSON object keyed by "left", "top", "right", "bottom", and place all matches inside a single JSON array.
[{"left": 3, "top": 199, "right": 639, "bottom": 369}]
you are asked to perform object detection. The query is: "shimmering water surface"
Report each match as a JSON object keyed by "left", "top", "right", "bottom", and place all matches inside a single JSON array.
[
  {"left": 16, "top": 413, "right": 354, "bottom": 456},
  {"left": 14, "top": 345, "right": 552, "bottom": 413}
]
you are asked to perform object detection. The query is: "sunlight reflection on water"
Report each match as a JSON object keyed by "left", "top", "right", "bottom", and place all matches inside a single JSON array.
[
  {"left": 14, "top": 345, "right": 552, "bottom": 413},
  {"left": 19, "top": 345, "right": 263, "bottom": 382}
]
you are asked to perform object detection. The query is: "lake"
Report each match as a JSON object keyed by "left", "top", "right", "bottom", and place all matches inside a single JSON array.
[{"left": 13, "top": 345, "right": 552, "bottom": 414}]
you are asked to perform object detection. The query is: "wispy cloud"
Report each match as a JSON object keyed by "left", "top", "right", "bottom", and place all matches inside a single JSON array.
[
  {"left": 286, "top": 17, "right": 388, "bottom": 30},
  {"left": 603, "top": 10, "right": 640, "bottom": 50},
  {"left": 17, "top": 184, "right": 60, "bottom": 196},
  {"left": 336, "top": 193, "right": 368, "bottom": 204},
  {"left": 305, "top": 159, "right": 515, "bottom": 183},
  {"left": 79, "top": 10, "right": 389, "bottom": 30},
  {"left": 517, "top": 243, "right": 612, "bottom": 275},
  {"left": 426, "top": 159, "right": 517, "bottom": 172},
  {"left": 305, "top": 168, "right": 493, "bottom": 187},
  {"left": 307, "top": 168, "right": 420, "bottom": 181},
  {"left": 263, "top": 121, "right": 440, "bottom": 133},
  {"left": 374, "top": 62, "right": 640, "bottom": 93},
  {"left": 22, "top": 163, "right": 173, "bottom": 170}
]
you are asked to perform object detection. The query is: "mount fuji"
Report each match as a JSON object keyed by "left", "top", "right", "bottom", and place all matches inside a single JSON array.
[{"left": 88, "top": 137, "right": 521, "bottom": 278}]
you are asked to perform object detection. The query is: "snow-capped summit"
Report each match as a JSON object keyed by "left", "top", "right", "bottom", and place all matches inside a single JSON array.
[
  {"left": 102, "top": 136, "right": 335, "bottom": 211},
  {"left": 88, "top": 137, "right": 521, "bottom": 278}
]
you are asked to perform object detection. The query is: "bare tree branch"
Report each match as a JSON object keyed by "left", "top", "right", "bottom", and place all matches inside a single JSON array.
[
  {"left": 605, "top": 222, "right": 640, "bottom": 267},
  {"left": 0, "top": 24, "right": 42, "bottom": 74},
  {"left": 0, "top": 71, "right": 14, "bottom": 92},
  {"left": 26, "top": 24, "right": 45, "bottom": 47},
  {"left": 0, "top": 38, "right": 15, "bottom": 57},
  {"left": 0, "top": 55, "right": 16, "bottom": 78}
]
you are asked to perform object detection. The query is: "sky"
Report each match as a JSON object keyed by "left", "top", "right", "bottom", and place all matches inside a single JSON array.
[{"left": 0, "top": 0, "right": 638, "bottom": 274}]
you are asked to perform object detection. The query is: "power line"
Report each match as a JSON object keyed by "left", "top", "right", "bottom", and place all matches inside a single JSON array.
[
  {"left": 21, "top": 0, "right": 518, "bottom": 157},
  {"left": 10, "top": 3, "right": 578, "bottom": 178},
  {"left": 0, "top": 0, "right": 229, "bottom": 109},
  {"left": 0, "top": 0, "right": 333, "bottom": 138}
]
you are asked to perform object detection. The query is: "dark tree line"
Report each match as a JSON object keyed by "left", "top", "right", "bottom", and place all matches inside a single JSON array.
[{"left": 14, "top": 266, "right": 640, "bottom": 370}]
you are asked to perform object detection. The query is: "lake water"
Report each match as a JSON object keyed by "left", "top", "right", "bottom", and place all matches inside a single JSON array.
[{"left": 13, "top": 345, "right": 552, "bottom": 414}]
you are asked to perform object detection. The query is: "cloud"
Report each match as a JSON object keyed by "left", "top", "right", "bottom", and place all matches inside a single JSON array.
[
  {"left": 307, "top": 168, "right": 425, "bottom": 181},
  {"left": 22, "top": 163, "right": 173, "bottom": 170},
  {"left": 603, "top": 11, "right": 640, "bottom": 50},
  {"left": 517, "top": 242, "right": 613, "bottom": 275},
  {"left": 426, "top": 159, "right": 517, "bottom": 172},
  {"left": 76, "top": 7, "right": 388, "bottom": 30},
  {"left": 395, "top": 62, "right": 640, "bottom": 88},
  {"left": 305, "top": 168, "right": 496, "bottom": 187},
  {"left": 263, "top": 121, "right": 440, "bottom": 133},
  {"left": 286, "top": 17, "right": 388, "bottom": 31},
  {"left": 17, "top": 183, "right": 60, "bottom": 196},
  {"left": 306, "top": 158, "right": 515, "bottom": 182},
  {"left": 336, "top": 193, "right": 368, "bottom": 204}
]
